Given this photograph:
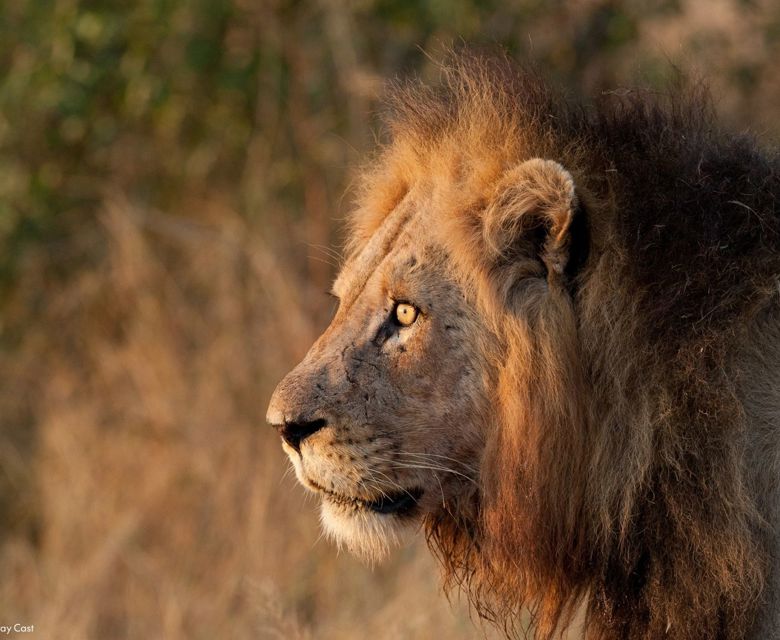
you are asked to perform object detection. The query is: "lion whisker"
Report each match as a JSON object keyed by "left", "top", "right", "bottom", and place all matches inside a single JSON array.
[
  {"left": 279, "top": 463, "right": 296, "bottom": 485},
  {"left": 431, "top": 470, "right": 446, "bottom": 509},
  {"left": 390, "top": 454, "right": 479, "bottom": 476},
  {"left": 358, "top": 477, "right": 392, "bottom": 501},
  {"left": 388, "top": 464, "right": 476, "bottom": 485},
  {"left": 370, "top": 457, "right": 478, "bottom": 486},
  {"left": 306, "top": 254, "right": 340, "bottom": 269},
  {"left": 394, "top": 451, "right": 478, "bottom": 469},
  {"left": 307, "top": 242, "right": 345, "bottom": 264},
  {"left": 363, "top": 468, "right": 413, "bottom": 497}
]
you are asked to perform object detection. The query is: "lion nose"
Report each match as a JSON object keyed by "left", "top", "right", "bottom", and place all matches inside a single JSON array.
[
  {"left": 266, "top": 361, "right": 330, "bottom": 452},
  {"left": 277, "top": 418, "right": 327, "bottom": 453}
]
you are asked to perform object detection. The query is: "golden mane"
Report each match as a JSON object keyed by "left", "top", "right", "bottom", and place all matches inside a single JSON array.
[{"left": 346, "top": 53, "right": 780, "bottom": 639}]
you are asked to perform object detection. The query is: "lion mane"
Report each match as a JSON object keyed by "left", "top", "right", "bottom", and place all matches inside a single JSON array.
[{"left": 349, "top": 55, "right": 780, "bottom": 639}]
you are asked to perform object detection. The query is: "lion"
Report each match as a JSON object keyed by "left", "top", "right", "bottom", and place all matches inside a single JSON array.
[{"left": 266, "top": 54, "right": 780, "bottom": 639}]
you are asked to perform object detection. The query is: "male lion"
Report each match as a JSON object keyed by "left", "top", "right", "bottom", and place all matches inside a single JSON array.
[{"left": 266, "top": 55, "right": 780, "bottom": 639}]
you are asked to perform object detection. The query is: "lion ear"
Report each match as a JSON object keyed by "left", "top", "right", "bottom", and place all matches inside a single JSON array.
[{"left": 482, "top": 158, "right": 584, "bottom": 289}]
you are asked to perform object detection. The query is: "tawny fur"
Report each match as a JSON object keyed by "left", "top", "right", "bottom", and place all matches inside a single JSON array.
[{"left": 269, "top": 53, "right": 780, "bottom": 640}]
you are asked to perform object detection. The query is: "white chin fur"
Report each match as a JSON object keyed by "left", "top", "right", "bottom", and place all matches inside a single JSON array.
[{"left": 319, "top": 499, "right": 419, "bottom": 564}]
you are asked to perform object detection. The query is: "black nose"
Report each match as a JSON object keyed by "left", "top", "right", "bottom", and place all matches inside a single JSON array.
[{"left": 278, "top": 418, "right": 327, "bottom": 452}]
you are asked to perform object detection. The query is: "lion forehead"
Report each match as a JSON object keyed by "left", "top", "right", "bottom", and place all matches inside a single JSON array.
[{"left": 333, "top": 192, "right": 442, "bottom": 304}]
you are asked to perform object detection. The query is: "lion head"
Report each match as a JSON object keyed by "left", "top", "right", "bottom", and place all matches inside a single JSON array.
[
  {"left": 266, "top": 191, "right": 489, "bottom": 559},
  {"left": 268, "top": 55, "right": 780, "bottom": 639}
]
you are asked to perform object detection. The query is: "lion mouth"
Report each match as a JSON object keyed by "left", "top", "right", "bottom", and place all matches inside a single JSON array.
[
  {"left": 366, "top": 487, "right": 423, "bottom": 515},
  {"left": 314, "top": 482, "right": 424, "bottom": 516}
]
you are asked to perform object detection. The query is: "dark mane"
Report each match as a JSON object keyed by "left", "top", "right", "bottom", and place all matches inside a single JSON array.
[{"left": 355, "top": 53, "right": 780, "bottom": 639}]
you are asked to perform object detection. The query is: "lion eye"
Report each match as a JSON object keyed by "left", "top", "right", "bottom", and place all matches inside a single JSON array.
[{"left": 394, "top": 303, "right": 418, "bottom": 327}]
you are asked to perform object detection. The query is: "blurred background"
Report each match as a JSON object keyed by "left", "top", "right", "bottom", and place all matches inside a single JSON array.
[{"left": 1, "top": 1, "right": 779, "bottom": 638}]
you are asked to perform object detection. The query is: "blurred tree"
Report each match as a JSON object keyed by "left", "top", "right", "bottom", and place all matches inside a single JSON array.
[{"left": 1, "top": 0, "right": 778, "bottom": 301}]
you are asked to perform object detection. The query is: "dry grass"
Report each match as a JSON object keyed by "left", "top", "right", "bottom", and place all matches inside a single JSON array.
[{"left": 0, "top": 200, "right": 493, "bottom": 639}]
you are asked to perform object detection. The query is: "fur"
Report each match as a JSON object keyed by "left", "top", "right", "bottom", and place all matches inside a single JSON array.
[
  {"left": 269, "top": 53, "right": 780, "bottom": 639},
  {"left": 350, "top": 54, "right": 780, "bottom": 638}
]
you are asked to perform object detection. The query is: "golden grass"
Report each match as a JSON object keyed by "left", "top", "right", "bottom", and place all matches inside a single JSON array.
[{"left": 0, "top": 200, "right": 493, "bottom": 639}]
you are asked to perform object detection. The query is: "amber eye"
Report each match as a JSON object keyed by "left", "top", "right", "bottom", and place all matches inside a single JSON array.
[{"left": 394, "top": 302, "right": 418, "bottom": 327}]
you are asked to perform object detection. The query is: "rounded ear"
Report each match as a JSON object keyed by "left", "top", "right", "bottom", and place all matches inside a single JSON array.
[{"left": 482, "top": 158, "right": 584, "bottom": 289}]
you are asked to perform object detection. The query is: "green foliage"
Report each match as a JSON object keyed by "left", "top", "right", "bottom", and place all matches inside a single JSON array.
[
  {"left": 0, "top": 0, "right": 778, "bottom": 295},
  {"left": 0, "top": 0, "right": 257, "bottom": 287}
]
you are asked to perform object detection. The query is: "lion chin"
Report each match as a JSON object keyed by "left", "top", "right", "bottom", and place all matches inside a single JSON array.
[
  {"left": 282, "top": 436, "right": 430, "bottom": 562},
  {"left": 318, "top": 495, "right": 422, "bottom": 563}
]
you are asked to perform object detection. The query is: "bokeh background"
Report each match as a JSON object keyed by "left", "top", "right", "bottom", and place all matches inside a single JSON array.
[{"left": 1, "top": 1, "right": 779, "bottom": 638}]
